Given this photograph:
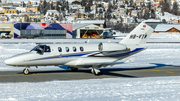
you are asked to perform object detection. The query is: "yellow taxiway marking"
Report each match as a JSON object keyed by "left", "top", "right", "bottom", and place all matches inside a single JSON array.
[
  {"left": 0, "top": 72, "right": 86, "bottom": 77},
  {"left": 166, "top": 71, "right": 174, "bottom": 73},
  {"left": 0, "top": 74, "right": 25, "bottom": 77}
]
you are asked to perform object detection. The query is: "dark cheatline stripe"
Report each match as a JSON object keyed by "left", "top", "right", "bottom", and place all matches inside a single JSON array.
[
  {"left": 61, "top": 53, "right": 92, "bottom": 57},
  {"left": 108, "top": 48, "right": 144, "bottom": 57},
  {"left": 30, "top": 48, "right": 144, "bottom": 61},
  {"left": 30, "top": 52, "right": 94, "bottom": 61},
  {"left": 90, "top": 48, "right": 144, "bottom": 57}
]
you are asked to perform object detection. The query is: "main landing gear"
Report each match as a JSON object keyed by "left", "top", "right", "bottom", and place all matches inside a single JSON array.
[
  {"left": 23, "top": 67, "right": 30, "bottom": 75},
  {"left": 70, "top": 67, "right": 78, "bottom": 72},
  {"left": 91, "top": 66, "right": 101, "bottom": 76}
]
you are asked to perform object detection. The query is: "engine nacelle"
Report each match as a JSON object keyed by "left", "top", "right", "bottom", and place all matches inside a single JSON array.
[{"left": 98, "top": 43, "right": 127, "bottom": 52}]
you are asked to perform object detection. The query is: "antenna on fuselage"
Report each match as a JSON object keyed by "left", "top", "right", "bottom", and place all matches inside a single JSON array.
[{"left": 85, "top": 39, "right": 90, "bottom": 43}]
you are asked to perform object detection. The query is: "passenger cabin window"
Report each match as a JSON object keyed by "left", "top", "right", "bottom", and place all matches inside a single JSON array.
[
  {"left": 66, "top": 47, "right": 69, "bottom": 52},
  {"left": 80, "top": 47, "right": 84, "bottom": 52},
  {"left": 73, "top": 47, "right": 76, "bottom": 52},
  {"left": 58, "top": 47, "right": 62, "bottom": 52}
]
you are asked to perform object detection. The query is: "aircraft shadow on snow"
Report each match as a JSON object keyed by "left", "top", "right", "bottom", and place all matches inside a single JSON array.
[{"left": 17, "top": 63, "right": 179, "bottom": 78}]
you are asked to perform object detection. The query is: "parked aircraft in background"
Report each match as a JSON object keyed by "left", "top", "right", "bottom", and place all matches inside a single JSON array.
[
  {"left": 101, "top": 29, "right": 116, "bottom": 39},
  {"left": 101, "top": 29, "right": 127, "bottom": 39},
  {"left": 4, "top": 20, "right": 160, "bottom": 75}
]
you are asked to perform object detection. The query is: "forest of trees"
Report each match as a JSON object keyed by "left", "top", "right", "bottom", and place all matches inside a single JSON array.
[{"left": 161, "top": 0, "right": 179, "bottom": 15}]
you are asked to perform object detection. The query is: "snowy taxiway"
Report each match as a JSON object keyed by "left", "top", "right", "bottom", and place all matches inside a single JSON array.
[{"left": 1, "top": 37, "right": 180, "bottom": 100}]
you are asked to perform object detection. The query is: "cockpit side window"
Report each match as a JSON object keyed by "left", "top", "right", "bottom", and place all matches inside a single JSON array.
[
  {"left": 44, "top": 46, "right": 51, "bottom": 52},
  {"left": 30, "top": 45, "right": 45, "bottom": 54}
]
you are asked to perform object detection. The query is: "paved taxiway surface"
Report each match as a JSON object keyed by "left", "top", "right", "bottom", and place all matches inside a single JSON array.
[{"left": 0, "top": 66, "right": 180, "bottom": 82}]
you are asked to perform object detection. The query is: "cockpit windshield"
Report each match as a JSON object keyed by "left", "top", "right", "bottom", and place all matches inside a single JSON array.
[{"left": 30, "top": 45, "right": 51, "bottom": 54}]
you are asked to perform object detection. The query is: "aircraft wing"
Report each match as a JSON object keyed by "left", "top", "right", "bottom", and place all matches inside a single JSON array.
[
  {"left": 84, "top": 58, "right": 135, "bottom": 67},
  {"left": 65, "top": 58, "right": 135, "bottom": 68}
]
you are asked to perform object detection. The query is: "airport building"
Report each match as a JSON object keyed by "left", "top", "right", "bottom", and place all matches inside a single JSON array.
[
  {"left": 0, "top": 23, "right": 72, "bottom": 39},
  {"left": 154, "top": 24, "right": 180, "bottom": 33},
  {"left": 0, "top": 23, "right": 14, "bottom": 38},
  {"left": 73, "top": 23, "right": 104, "bottom": 38}
]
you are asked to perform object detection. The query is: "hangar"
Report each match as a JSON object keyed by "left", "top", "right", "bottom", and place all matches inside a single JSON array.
[
  {"left": 0, "top": 23, "right": 14, "bottom": 38},
  {"left": 14, "top": 23, "right": 72, "bottom": 39},
  {"left": 73, "top": 23, "right": 105, "bottom": 38},
  {"left": 0, "top": 23, "right": 72, "bottom": 39}
]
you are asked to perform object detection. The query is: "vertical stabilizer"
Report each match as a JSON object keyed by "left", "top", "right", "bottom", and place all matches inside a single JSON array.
[{"left": 120, "top": 20, "right": 159, "bottom": 45}]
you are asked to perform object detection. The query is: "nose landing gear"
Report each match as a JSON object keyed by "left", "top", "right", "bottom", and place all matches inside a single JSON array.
[{"left": 23, "top": 67, "right": 30, "bottom": 75}]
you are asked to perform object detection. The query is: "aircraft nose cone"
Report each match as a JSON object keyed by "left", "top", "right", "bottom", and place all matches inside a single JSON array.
[{"left": 4, "top": 58, "right": 14, "bottom": 66}]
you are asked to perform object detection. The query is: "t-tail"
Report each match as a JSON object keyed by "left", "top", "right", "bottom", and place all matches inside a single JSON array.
[{"left": 120, "top": 20, "right": 160, "bottom": 47}]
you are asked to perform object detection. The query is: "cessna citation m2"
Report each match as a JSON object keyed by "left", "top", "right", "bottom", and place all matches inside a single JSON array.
[{"left": 4, "top": 20, "right": 159, "bottom": 75}]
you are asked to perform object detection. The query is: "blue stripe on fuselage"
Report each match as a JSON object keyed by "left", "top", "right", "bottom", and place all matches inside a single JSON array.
[
  {"left": 31, "top": 52, "right": 93, "bottom": 61},
  {"left": 121, "top": 48, "right": 144, "bottom": 56},
  {"left": 30, "top": 48, "right": 144, "bottom": 61},
  {"left": 61, "top": 53, "right": 92, "bottom": 57},
  {"left": 104, "top": 48, "right": 145, "bottom": 57}
]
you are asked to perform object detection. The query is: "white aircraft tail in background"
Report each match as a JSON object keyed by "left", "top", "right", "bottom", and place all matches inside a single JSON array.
[{"left": 4, "top": 20, "right": 160, "bottom": 75}]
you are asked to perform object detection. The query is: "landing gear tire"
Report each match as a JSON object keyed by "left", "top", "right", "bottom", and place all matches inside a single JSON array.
[
  {"left": 70, "top": 68, "right": 78, "bottom": 72},
  {"left": 92, "top": 68, "right": 100, "bottom": 76},
  {"left": 23, "top": 69, "right": 29, "bottom": 75}
]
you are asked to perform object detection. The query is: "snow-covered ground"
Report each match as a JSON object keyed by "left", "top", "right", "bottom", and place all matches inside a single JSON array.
[
  {"left": 1, "top": 38, "right": 180, "bottom": 100},
  {"left": 0, "top": 77, "right": 180, "bottom": 101}
]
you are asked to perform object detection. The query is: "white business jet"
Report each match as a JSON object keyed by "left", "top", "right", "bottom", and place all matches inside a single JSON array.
[{"left": 4, "top": 20, "right": 159, "bottom": 75}]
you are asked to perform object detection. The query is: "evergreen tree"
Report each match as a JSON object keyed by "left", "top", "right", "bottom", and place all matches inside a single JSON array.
[
  {"left": 129, "top": 0, "right": 133, "bottom": 7},
  {"left": 147, "top": 2, "right": 151, "bottom": 11},
  {"left": 89, "top": 0, "right": 92, "bottom": 6},
  {"left": 171, "top": 1, "right": 179, "bottom": 15},
  {"left": 125, "top": 0, "right": 128, "bottom": 5},
  {"left": 81, "top": 0, "right": 86, "bottom": 6},
  {"left": 96, "top": 3, "right": 98, "bottom": 14},
  {"left": 50, "top": 2, "right": 53, "bottom": 10},
  {"left": 113, "top": 0, "right": 116, "bottom": 5},
  {"left": 162, "top": 2, "right": 170, "bottom": 13},
  {"left": 107, "top": 3, "right": 112, "bottom": 13},
  {"left": 103, "top": 20, "right": 106, "bottom": 28},
  {"left": 22, "top": 1, "right": 26, "bottom": 7},
  {"left": 99, "top": 8, "right": 103, "bottom": 14},
  {"left": 151, "top": 9, "right": 155, "bottom": 19},
  {"left": 66, "top": 1, "right": 69, "bottom": 13},
  {"left": 85, "top": 4, "right": 90, "bottom": 12},
  {"left": 143, "top": 9, "right": 149, "bottom": 19}
]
